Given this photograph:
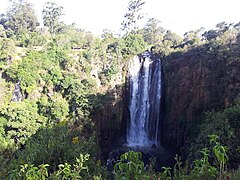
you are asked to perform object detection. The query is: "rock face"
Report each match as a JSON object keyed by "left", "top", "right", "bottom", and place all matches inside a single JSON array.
[
  {"left": 97, "top": 45, "right": 240, "bottom": 161},
  {"left": 161, "top": 46, "right": 240, "bottom": 150},
  {"left": 92, "top": 85, "right": 124, "bottom": 161}
]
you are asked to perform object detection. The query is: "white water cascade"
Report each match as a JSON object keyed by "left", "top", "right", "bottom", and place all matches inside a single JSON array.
[{"left": 126, "top": 53, "right": 161, "bottom": 148}]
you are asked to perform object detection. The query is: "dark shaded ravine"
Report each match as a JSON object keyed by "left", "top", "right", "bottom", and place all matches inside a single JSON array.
[
  {"left": 106, "top": 52, "right": 176, "bottom": 170},
  {"left": 104, "top": 44, "right": 240, "bottom": 169}
]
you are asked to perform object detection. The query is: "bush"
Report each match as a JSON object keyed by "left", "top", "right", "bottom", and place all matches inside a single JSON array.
[
  {"left": 114, "top": 151, "right": 146, "bottom": 179},
  {"left": 8, "top": 153, "right": 107, "bottom": 179},
  {"left": 9, "top": 124, "right": 98, "bottom": 173},
  {"left": 189, "top": 99, "right": 240, "bottom": 169},
  {"left": 0, "top": 38, "right": 16, "bottom": 67},
  {"left": 0, "top": 99, "right": 47, "bottom": 146},
  {"left": 37, "top": 93, "right": 69, "bottom": 123}
]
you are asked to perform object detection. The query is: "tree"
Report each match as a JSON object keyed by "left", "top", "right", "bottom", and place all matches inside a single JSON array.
[
  {"left": 143, "top": 18, "right": 165, "bottom": 45},
  {"left": 42, "top": 2, "right": 64, "bottom": 36},
  {"left": 0, "top": 25, "right": 6, "bottom": 38},
  {"left": 122, "top": 33, "right": 146, "bottom": 56},
  {"left": 183, "top": 28, "right": 204, "bottom": 46},
  {"left": 202, "top": 30, "right": 221, "bottom": 41},
  {"left": 121, "top": 0, "right": 146, "bottom": 34},
  {"left": 233, "top": 22, "right": 240, "bottom": 30},
  {"left": 0, "top": 38, "right": 16, "bottom": 63},
  {"left": 0, "top": 14, "right": 8, "bottom": 30},
  {"left": 101, "top": 29, "right": 115, "bottom": 39},
  {"left": 6, "top": 0, "right": 39, "bottom": 36},
  {"left": 216, "top": 21, "right": 231, "bottom": 32},
  {"left": 163, "top": 30, "right": 182, "bottom": 47},
  {"left": 0, "top": 14, "right": 14, "bottom": 38}
]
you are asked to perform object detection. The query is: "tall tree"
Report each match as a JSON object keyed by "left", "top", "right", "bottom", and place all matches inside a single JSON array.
[
  {"left": 121, "top": 0, "right": 146, "bottom": 34},
  {"left": 42, "top": 2, "right": 64, "bottom": 36},
  {"left": 6, "top": 0, "right": 39, "bottom": 36},
  {"left": 143, "top": 18, "right": 165, "bottom": 45}
]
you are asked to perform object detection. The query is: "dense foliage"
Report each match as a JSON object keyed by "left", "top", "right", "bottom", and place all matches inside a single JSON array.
[
  {"left": 112, "top": 136, "right": 232, "bottom": 180},
  {"left": 189, "top": 99, "right": 240, "bottom": 169},
  {"left": 0, "top": 0, "right": 239, "bottom": 179}
]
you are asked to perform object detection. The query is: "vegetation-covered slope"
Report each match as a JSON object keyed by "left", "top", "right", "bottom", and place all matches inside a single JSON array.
[{"left": 0, "top": 0, "right": 239, "bottom": 179}]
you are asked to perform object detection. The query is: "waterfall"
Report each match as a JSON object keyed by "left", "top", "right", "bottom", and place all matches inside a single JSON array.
[
  {"left": 11, "top": 80, "right": 22, "bottom": 102},
  {"left": 126, "top": 52, "right": 161, "bottom": 148}
]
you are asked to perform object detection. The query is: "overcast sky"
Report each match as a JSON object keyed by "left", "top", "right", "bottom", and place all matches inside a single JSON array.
[{"left": 0, "top": 0, "right": 239, "bottom": 36}]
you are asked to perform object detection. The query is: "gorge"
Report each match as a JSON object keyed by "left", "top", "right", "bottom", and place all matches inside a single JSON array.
[
  {"left": 1, "top": 0, "right": 240, "bottom": 178},
  {"left": 106, "top": 52, "right": 176, "bottom": 170},
  {"left": 103, "top": 44, "right": 240, "bottom": 171}
]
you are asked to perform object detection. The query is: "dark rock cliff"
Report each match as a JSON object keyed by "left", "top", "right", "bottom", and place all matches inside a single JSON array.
[
  {"left": 161, "top": 45, "right": 240, "bottom": 152},
  {"left": 96, "top": 46, "right": 240, "bottom": 160},
  {"left": 91, "top": 85, "right": 124, "bottom": 160}
]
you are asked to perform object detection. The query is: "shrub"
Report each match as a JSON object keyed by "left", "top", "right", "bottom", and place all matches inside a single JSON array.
[
  {"left": 189, "top": 100, "right": 240, "bottom": 169},
  {"left": 11, "top": 124, "right": 98, "bottom": 172}
]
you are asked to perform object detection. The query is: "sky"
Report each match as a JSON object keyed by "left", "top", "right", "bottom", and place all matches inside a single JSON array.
[{"left": 0, "top": 0, "right": 239, "bottom": 36}]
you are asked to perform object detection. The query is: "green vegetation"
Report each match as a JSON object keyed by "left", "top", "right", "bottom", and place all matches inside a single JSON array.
[
  {"left": 42, "top": 2, "right": 64, "bottom": 36},
  {"left": 114, "top": 151, "right": 147, "bottom": 179},
  {"left": 113, "top": 135, "right": 238, "bottom": 180},
  {"left": 0, "top": 0, "right": 239, "bottom": 179},
  {"left": 189, "top": 99, "right": 240, "bottom": 169}
]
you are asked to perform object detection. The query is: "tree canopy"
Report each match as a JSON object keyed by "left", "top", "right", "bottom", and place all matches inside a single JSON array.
[
  {"left": 5, "top": 0, "right": 39, "bottom": 36},
  {"left": 42, "top": 2, "right": 64, "bottom": 36}
]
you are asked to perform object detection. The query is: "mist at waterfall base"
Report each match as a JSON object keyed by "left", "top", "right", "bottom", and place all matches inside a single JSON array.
[{"left": 107, "top": 52, "right": 176, "bottom": 170}]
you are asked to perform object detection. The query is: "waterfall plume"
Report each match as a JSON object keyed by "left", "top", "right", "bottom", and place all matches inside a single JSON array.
[{"left": 126, "top": 52, "right": 161, "bottom": 148}]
